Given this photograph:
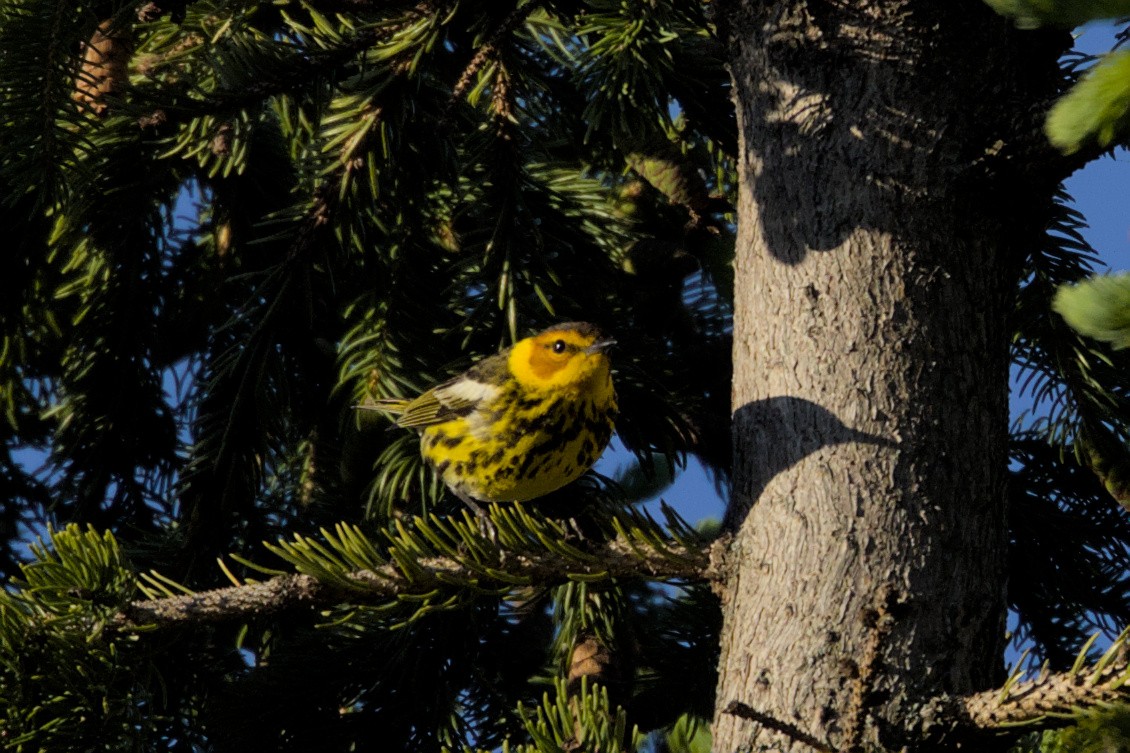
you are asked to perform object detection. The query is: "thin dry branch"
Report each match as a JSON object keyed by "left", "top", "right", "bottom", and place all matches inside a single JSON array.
[
  {"left": 113, "top": 536, "right": 728, "bottom": 632},
  {"left": 723, "top": 700, "right": 836, "bottom": 753}
]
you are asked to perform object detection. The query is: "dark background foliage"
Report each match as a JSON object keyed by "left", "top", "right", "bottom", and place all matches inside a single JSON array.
[{"left": 0, "top": 1, "right": 1128, "bottom": 750}]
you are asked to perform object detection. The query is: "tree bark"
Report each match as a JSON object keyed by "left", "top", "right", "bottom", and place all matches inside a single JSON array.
[{"left": 713, "top": 1, "right": 1068, "bottom": 751}]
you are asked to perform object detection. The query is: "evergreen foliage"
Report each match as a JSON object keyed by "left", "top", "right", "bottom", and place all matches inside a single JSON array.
[
  {"left": 1055, "top": 272, "right": 1130, "bottom": 348},
  {"left": 989, "top": 0, "right": 1130, "bottom": 154},
  {"left": 1047, "top": 50, "right": 1130, "bottom": 153},
  {"left": 1042, "top": 706, "right": 1130, "bottom": 753},
  {"left": 0, "top": 526, "right": 208, "bottom": 750},
  {"left": 0, "top": 0, "right": 1128, "bottom": 750},
  {"left": 984, "top": 0, "right": 1130, "bottom": 28}
]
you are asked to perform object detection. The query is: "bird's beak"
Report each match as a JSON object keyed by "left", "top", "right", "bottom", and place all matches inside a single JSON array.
[{"left": 585, "top": 338, "right": 616, "bottom": 355}]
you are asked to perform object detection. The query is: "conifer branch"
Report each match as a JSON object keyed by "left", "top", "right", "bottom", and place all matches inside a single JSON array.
[
  {"left": 962, "top": 658, "right": 1130, "bottom": 728},
  {"left": 113, "top": 535, "right": 728, "bottom": 632},
  {"left": 919, "top": 636, "right": 1130, "bottom": 741},
  {"left": 134, "top": 6, "right": 437, "bottom": 132}
]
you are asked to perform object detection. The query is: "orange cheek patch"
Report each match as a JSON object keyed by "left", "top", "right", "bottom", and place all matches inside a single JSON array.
[{"left": 528, "top": 348, "right": 567, "bottom": 380}]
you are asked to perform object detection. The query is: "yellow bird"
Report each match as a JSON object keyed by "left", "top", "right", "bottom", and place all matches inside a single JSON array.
[{"left": 367, "top": 322, "right": 618, "bottom": 518}]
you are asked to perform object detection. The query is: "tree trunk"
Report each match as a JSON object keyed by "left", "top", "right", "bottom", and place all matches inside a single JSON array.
[{"left": 713, "top": 2, "right": 1068, "bottom": 750}]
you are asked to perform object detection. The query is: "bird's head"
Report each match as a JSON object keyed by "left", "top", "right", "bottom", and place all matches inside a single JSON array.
[{"left": 508, "top": 322, "right": 616, "bottom": 397}]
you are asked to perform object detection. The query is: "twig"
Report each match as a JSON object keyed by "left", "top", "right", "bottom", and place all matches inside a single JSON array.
[
  {"left": 724, "top": 700, "right": 837, "bottom": 753},
  {"left": 444, "top": 1, "right": 543, "bottom": 116}
]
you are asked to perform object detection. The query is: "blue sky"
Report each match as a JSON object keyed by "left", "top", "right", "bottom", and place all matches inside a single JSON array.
[{"left": 1066, "top": 21, "right": 1129, "bottom": 266}]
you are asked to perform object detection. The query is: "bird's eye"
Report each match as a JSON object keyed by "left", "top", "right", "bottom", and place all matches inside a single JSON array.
[{"left": 552, "top": 339, "right": 567, "bottom": 354}]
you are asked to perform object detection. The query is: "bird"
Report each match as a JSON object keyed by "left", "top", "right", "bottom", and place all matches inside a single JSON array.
[{"left": 363, "top": 322, "right": 618, "bottom": 522}]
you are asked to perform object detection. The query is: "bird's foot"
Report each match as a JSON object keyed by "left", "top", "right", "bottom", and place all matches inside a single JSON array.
[{"left": 456, "top": 493, "right": 499, "bottom": 546}]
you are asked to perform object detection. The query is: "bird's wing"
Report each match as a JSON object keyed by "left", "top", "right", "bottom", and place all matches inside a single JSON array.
[
  {"left": 388, "top": 386, "right": 457, "bottom": 428},
  {"left": 357, "top": 351, "right": 508, "bottom": 429},
  {"left": 389, "top": 383, "right": 482, "bottom": 428},
  {"left": 392, "top": 354, "right": 507, "bottom": 428}
]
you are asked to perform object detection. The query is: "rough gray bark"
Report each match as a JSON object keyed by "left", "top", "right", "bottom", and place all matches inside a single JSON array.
[{"left": 713, "top": 2, "right": 1069, "bottom": 751}]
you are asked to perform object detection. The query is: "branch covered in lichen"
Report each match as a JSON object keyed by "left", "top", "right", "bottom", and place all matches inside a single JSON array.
[
  {"left": 113, "top": 506, "right": 726, "bottom": 632},
  {"left": 114, "top": 536, "right": 723, "bottom": 631}
]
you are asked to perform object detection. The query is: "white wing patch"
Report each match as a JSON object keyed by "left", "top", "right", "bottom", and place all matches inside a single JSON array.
[{"left": 437, "top": 378, "right": 500, "bottom": 406}]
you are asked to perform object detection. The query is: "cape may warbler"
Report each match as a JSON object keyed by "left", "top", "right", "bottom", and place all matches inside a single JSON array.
[{"left": 369, "top": 322, "right": 617, "bottom": 515}]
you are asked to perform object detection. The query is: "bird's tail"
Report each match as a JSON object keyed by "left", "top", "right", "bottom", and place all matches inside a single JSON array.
[{"left": 354, "top": 398, "right": 409, "bottom": 416}]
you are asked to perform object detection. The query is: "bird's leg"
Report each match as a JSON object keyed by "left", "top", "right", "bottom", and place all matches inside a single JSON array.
[
  {"left": 454, "top": 491, "right": 498, "bottom": 544},
  {"left": 565, "top": 517, "right": 588, "bottom": 542}
]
